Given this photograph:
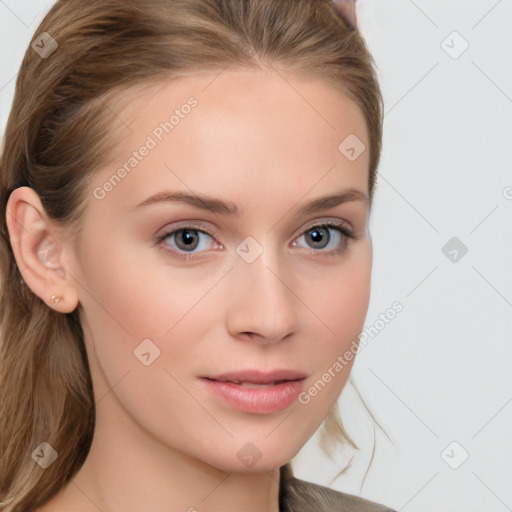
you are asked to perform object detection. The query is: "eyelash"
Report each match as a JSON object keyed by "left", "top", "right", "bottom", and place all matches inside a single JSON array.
[{"left": 155, "top": 221, "right": 358, "bottom": 261}]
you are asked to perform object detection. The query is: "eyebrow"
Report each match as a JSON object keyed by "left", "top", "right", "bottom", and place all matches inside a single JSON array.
[{"left": 132, "top": 188, "right": 369, "bottom": 216}]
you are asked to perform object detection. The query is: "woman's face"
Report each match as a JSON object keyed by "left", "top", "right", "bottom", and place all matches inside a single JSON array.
[{"left": 66, "top": 68, "right": 372, "bottom": 472}]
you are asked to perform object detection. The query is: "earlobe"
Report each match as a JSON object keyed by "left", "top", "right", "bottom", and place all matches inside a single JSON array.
[{"left": 5, "top": 186, "right": 79, "bottom": 313}]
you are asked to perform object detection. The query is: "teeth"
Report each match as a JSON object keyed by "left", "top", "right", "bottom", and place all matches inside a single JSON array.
[
  {"left": 240, "top": 382, "right": 273, "bottom": 387},
  {"left": 210, "top": 379, "right": 291, "bottom": 386},
  {"left": 235, "top": 380, "right": 283, "bottom": 387}
]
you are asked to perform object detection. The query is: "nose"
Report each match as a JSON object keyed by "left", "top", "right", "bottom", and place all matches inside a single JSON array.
[{"left": 225, "top": 245, "right": 298, "bottom": 345}]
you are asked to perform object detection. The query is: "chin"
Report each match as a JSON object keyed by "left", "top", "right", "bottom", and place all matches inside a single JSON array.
[{"left": 201, "top": 445, "right": 296, "bottom": 474}]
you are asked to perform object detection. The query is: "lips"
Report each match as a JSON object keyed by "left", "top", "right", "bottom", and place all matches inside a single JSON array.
[
  {"left": 199, "top": 370, "right": 307, "bottom": 414},
  {"left": 202, "top": 368, "right": 308, "bottom": 385}
]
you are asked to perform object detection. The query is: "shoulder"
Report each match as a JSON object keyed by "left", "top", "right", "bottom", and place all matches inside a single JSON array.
[{"left": 284, "top": 475, "right": 397, "bottom": 512}]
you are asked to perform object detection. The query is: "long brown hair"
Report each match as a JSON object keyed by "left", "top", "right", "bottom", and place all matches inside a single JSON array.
[{"left": 0, "top": 0, "right": 384, "bottom": 510}]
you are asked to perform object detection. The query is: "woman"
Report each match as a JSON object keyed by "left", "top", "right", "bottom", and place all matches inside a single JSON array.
[{"left": 0, "top": 0, "right": 396, "bottom": 510}]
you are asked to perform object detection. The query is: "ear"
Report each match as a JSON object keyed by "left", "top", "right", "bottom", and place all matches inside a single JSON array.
[{"left": 5, "top": 186, "right": 79, "bottom": 313}]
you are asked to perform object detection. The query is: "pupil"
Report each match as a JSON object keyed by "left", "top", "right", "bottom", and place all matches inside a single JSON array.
[
  {"left": 308, "top": 227, "right": 328, "bottom": 248},
  {"left": 178, "top": 229, "right": 198, "bottom": 250}
]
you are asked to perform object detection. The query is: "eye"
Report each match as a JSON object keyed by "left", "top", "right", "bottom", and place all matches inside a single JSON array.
[
  {"left": 292, "top": 222, "right": 356, "bottom": 257},
  {"left": 155, "top": 220, "right": 357, "bottom": 261},
  {"left": 155, "top": 224, "right": 219, "bottom": 260}
]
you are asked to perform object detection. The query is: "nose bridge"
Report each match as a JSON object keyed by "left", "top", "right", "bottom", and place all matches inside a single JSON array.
[{"left": 228, "top": 235, "right": 298, "bottom": 339}]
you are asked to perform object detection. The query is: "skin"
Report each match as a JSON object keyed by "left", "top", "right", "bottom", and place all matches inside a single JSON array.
[{"left": 7, "top": 67, "right": 372, "bottom": 512}]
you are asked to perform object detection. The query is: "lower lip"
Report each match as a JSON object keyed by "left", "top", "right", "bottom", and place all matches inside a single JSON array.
[{"left": 200, "top": 378, "right": 304, "bottom": 414}]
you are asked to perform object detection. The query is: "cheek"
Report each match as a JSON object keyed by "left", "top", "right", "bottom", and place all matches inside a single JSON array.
[
  {"left": 76, "top": 233, "right": 208, "bottom": 335},
  {"left": 75, "top": 239, "right": 222, "bottom": 394},
  {"left": 297, "top": 244, "right": 371, "bottom": 408},
  {"left": 310, "top": 244, "right": 372, "bottom": 349},
  {"left": 75, "top": 246, "right": 216, "bottom": 431}
]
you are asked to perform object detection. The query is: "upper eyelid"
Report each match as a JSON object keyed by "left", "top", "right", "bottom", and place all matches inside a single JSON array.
[{"left": 298, "top": 217, "right": 353, "bottom": 232}]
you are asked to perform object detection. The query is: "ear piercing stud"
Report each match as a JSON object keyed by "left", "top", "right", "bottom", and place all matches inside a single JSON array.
[{"left": 49, "top": 294, "right": 63, "bottom": 305}]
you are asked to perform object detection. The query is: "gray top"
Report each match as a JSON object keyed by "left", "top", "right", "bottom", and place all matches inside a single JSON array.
[{"left": 279, "top": 463, "right": 397, "bottom": 512}]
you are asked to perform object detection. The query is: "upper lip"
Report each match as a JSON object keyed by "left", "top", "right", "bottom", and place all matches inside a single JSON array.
[{"left": 202, "top": 369, "right": 308, "bottom": 384}]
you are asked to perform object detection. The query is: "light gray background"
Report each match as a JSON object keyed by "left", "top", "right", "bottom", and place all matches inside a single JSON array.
[{"left": 1, "top": 1, "right": 511, "bottom": 511}]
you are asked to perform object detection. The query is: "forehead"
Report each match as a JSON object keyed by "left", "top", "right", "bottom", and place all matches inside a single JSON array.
[{"left": 92, "top": 68, "right": 370, "bottom": 210}]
